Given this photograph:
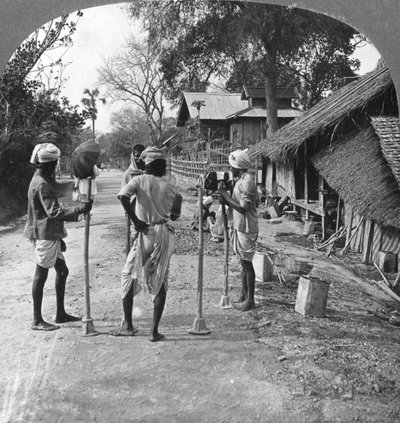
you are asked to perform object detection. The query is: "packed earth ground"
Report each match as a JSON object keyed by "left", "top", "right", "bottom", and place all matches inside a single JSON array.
[{"left": 1, "top": 169, "right": 400, "bottom": 422}]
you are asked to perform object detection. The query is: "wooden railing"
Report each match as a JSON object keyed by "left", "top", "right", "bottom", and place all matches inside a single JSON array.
[
  {"left": 170, "top": 144, "right": 233, "bottom": 180},
  {"left": 170, "top": 158, "right": 209, "bottom": 180}
]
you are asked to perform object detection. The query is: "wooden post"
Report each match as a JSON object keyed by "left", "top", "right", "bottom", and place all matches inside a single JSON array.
[
  {"left": 341, "top": 217, "right": 364, "bottom": 255},
  {"left": 318, "top": 176, "right": 326, "bottom": 240},
  {"left": 335, "top": 196, "right": 341, "bottom": 233},
  {"left": 304, "top": 145, "right": 309, "bottom": 220},
  {"left": 362, "top": 220, "right": 375, "bottom": 264},
  {"left": 197, "top": 188, "right": 204, "bottom": 316},
  {"left": 392, "top": 270, "right": 400, "bottom": 289},
  {"left": 188, "top": 184, "right": 211, "bottom": 335},
  {"left": 346, "top": 209, "right": 354, "bottom": 245}
]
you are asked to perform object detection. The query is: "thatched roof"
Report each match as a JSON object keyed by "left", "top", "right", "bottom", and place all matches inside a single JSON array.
[
  {"left": 249, "top": 66, "right": 393, "bottom": 160},
  {"left": 371, "top": 116, "right": 400, "bottom": 186},
  {"left": 311, "top": 127, "right": 400, "bottom": 228}
]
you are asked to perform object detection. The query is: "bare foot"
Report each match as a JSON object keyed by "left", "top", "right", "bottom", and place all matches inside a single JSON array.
[
  {"left": 233, "top": 300, "right": 256, "bottom": 311},
  {"left": 108, "top": 326, "right": 139, "bottom": 336},
  {"left": 55, "top": 313, "right": 81, "bottom": 323},
  {"left": 149, "top": 332, "right": 165, "bottom": 342},
  {"left": 233, "top": 295, "right": 247, "bottom": 303},
  {"left": 240, "top": 300, "right": 256, "bottom": 311},
  {"left": 32, "top": 321, "right": 60, "bottom": 331}
]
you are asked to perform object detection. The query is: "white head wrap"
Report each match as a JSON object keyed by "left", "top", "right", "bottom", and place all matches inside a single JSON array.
[
  {"left": 30, "top": 143, "right": 61, "bottom": 164},
  {"left": 228, "top": 149, "right": 252, "bottom": 170},
  {"left": 140, "top": 146, "right": 166, "bottom": 165}
]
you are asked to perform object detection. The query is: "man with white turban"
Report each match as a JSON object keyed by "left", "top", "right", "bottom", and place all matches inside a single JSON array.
[
  {"left": 219, "top": 149, "right": 259, "bottom": 311},
  {"left": 24, "top": 138, "right": 93, "bottom": 331},
  {"left": 110, "top": 146, "right": 182, "bottom": 341}
]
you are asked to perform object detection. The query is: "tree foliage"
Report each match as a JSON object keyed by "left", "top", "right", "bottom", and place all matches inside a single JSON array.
[
  {"left": 81, "top": 87, "right": 106, "bottom": 142},
  {"left": 0, "top": 12, "right": 85, "bottom": 220},
  {"left": 97, "top": 36, "right": 168, "bottom": 146},
  {"left": 128, "top": 1, "right": 363, "bottom": 134},
  {"left": 96, "top": 108, "right": 183, "bottom": 169},
  {"left": 98, "top": 107, "right": 151, "bottom": 167}
]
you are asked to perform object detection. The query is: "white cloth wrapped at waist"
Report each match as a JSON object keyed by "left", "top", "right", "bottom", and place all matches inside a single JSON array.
[{"left": 121, "top": 222, "right": 175, "bottom": 301}]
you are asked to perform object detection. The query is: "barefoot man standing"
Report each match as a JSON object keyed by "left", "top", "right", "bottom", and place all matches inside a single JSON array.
[
  {"left": 24, "top": 136, "right": 93, "bottom": 331},
  {"left": 218, "top": 149, "right": 259, "bottom": 311},
  {"left": 111, "top": 146, "right": 182, "bottom": 341}
]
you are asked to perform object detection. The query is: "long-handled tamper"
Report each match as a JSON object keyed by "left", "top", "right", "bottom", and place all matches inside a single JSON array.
[
  {"left": 81, "top": 177, "right": 99, "bottom": 336},
  {"left": 188, "top": 183, "right": 211, "bottom": 335},
  {"left": 218, "top": 203, "right": 232, "bottom": 308}
]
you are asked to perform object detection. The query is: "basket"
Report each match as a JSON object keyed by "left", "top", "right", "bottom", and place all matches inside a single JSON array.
[{"left": 284, "top": 257, "right": 314, "bottom": 276}]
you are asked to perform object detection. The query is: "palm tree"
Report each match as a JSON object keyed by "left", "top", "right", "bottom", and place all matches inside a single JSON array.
[{"left": 81, "top": 88, "right": 106, "bottom": 142}]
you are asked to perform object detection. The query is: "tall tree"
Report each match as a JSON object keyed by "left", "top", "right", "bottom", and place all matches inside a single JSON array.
[
  {"left": 129, "top": 1, "right": 362, "bottom": 135},
  {"left": 97, "top": 36, "right": 168, "bottom": 146},
  {"left": 81, "top": 87, "right": 106, "bottom": 142},
  {"left": 96, "top": 108, "right": 151, "bottom": 169},
  {"left": 0, "top": 12, "right": 85, "bottom": 220},
  {"left": 0, "top": 12, "right": 82, "bottom": 145}
]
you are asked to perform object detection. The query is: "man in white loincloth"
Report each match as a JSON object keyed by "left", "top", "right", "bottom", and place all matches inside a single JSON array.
[
  {"left": 110, "top": 146, "right": 182, "bottom": 341},
  {"left": 219, "top": 149, "right": 259, "bottom": 311},
  {"left": 24, "top": 137, "right": 92, "bottom": 331}
]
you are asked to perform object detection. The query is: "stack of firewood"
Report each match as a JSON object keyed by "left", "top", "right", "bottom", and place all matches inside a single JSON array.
[{"left": 316, "top": 225, "right": 348, "bottom": 256}]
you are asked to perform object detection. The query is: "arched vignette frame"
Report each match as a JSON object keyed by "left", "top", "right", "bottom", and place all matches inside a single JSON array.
[{"left": 0, "top": 0, "right": 399, "bottom": 105}]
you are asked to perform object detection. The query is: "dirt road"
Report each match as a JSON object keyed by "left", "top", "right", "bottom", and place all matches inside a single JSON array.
[{"left": 1, "top": 169, "right": 400, "bottom": 422}]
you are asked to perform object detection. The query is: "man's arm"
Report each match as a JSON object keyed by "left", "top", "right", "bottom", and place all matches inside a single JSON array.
[
  {"left": 218, "top": 187, "right": 246, "bottom": 215},
  {"left": 118, "top": 194, "right": 149, "bottom": 232},
  {"left": 38, "top": 183, "right": 91, "bottom": 221}
]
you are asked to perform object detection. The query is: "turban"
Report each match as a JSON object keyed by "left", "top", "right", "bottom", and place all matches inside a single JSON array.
[
  {"left": 30, "top": 143, "right": 61, "bottom": 164},
  {"left": 140, "top": 146, "right": 166, "bottom": 165},
  {"left": 228, "top": 149, "right": 252, "bottom": 170}
]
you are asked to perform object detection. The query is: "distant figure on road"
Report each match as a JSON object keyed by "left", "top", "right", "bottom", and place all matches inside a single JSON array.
[
  {"left": 121, "top": 144, "right": 146, "bottom": 188},
  {"left": 24, "top": 138, "right": 92, "bottom": 331},
  {"left": 121, "top": 144, "right": 146, "bottom": 251},
  {"left": 110, "top": 146, "right": 182, "bottom": 341},
  {"left": 218, "top": 149, "right": 259, "bottom": 311},
  {"left": 72, "top": 163, "right": 100, "bottom": 203}
]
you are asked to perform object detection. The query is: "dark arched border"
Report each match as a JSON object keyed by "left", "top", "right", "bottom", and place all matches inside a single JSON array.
[{"left": 1, "top": 0, "right": 399, "bottom": 104}]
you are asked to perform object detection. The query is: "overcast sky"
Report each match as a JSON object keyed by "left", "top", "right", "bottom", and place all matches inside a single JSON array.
[
  {"left": 56, "top": 3, "right": 381, "bottom": 133},
  {"left": 60, "top": 3, "right": 137, "bottom": 132}
]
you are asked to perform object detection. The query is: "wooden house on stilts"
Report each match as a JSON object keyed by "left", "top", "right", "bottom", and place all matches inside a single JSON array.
[{"left": 249, "top": 65, "right": 400, "bottom": 265}]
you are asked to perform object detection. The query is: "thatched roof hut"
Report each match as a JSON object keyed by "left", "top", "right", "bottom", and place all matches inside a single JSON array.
[
  {"left": 371, "top": 116, "right": 400, "bottom": 186},
  {"left": 249, "top": 66, "right": 395, "bottom": 161},
  {"left": 311, "top": 127, "right": 400, "bottom": 229}
]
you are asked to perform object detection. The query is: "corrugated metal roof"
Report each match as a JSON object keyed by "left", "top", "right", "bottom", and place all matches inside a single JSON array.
[
  {"left": 278, "top": 109, "right": 303, "bottom": 118},
  {"left": 226, "top": 107, "right": 302, "bottom": 119},
  {"left": 241, "top": 86, "right": 297, "bottom": 100},
  {"left": 371, "top": 116, "right": 400, "bottom": 186},
  {"left": 182, "top": 92, "right": 248, "bottom": 120}
]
